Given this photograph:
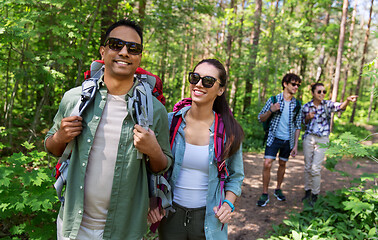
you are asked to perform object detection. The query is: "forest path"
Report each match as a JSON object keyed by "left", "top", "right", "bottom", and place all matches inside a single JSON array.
[{"left": 228, "top": 150, "right": 378, "bottom": 240}]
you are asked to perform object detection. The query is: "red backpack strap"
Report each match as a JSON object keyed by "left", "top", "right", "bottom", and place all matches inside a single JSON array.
[
  {"left": 214, "top": 113, "right": 227, "bottom": 230},
  {"left": 169, "top": 113, "right": 182, "bottom": 150}
]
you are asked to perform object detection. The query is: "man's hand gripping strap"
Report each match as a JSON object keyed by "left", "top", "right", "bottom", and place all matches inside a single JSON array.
[
  {"left": 128, "top": 74, "right": 154, "bottom": 160},
  {"left": 53, "top": 63, "right": 102, "bottom": 204}
]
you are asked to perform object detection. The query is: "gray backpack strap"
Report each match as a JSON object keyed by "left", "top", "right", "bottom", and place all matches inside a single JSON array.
[
  {"left": 54, "top": 65, "right": 102, "bottom": 203},
  {"left": 148, "top": 174, "right": 175, "bottom": 216},
  {"left": 128, "top": 74, "right": 155, "bottom": 159}
]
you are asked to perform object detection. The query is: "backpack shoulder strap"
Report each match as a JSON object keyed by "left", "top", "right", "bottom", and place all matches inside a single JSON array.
[
  {"left": 54, "top": 75, "right": 100, "bottom": 203},
  {"left": 128, "top": 75, "right": 155, "bottom": 128},
  {"left": 214, "top": 113, "right": 227, "bottom": 231},
  {"left": 271, "top": 96, "right": 277, "bottom": 104},
  {"left": 292, "top": 98, "right": 301, "bottom": 122},
  {"left": 169, "top": 113, "right": 182, "bottom": 150},
  {"left": 214, "top": 113, "right": 225, "bottom": 166}
]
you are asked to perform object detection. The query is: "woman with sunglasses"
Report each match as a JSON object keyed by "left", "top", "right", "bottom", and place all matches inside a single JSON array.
[
  {"left": 148, "top": 59, "right": 244, "bottom": 239},
  {"left": 301, "top": 82, "right": 357, "bottom": 205}
]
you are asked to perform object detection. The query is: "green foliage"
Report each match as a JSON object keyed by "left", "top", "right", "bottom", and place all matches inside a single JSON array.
[
  {"left": 324, "top": 132, "right": 377, "bottom": 172},
  {"left": 267, "top": 187, "right": 378, "bottom": 240},
  {"left": 265, "top": 132, "right": 378, "bottom": 240},
  {"left": 0, "top": 142, "right": 58, "bottom": 239},
  {"left": 239, "top": 105, "right": 266, "bottom": 152}
]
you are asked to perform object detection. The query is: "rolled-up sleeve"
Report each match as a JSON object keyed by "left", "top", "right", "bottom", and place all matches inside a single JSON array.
[
  {"left": 224, "top": 145, "right": 244, "bottom": 197},
  {"left": 258, "top": 98, "right": 273, "bottom": 123}
]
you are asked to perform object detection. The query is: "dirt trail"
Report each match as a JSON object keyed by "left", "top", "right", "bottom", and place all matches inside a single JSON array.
[{"left": 228, "top": 151, "right": 378, "bottom": 240}]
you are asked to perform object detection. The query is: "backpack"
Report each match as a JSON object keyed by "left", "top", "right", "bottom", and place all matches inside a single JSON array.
[
  {"left": 262, "top": 96, "right": 301, "bottom": 144},
  {"left": 52, "top": 60, "right": 170, "bottom": 205},
  {"left": 84, "top": 60, "right": 166, "bottom": 105},
  {"left": 150, "top": 98, "right": 228, "bottom": 232}
]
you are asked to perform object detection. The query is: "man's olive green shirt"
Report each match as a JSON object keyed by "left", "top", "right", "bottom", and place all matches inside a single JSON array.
[{"left": 45, "top": 77, "right": 172, "bottom": 239}]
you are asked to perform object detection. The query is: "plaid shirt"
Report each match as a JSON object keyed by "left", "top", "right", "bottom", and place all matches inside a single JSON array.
[
  {"left": 302, "top": 99, "right": 344, "bottom": 139},
  {"left": 258, "top": 93, "right": 302, "bottom": 149}
]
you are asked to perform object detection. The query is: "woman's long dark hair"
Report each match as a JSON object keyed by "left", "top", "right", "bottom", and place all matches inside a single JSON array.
[{"left": 193, "top": 59, "right": 244, "bottom": 160}]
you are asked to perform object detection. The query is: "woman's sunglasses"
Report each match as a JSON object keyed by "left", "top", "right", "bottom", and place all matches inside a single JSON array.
[
  {"left": 188, "top": 72, "right": 222, "bottom": 88},
  {"left": 317, "top": 90, "right": 327, "bottom": 94},
  {"left": 104, "top": 37, "right": 143, "bottom": 55}
]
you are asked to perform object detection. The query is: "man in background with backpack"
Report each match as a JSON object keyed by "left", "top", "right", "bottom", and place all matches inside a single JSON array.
[
  {"left": 257, "top": 73, "right": 302, "bottom": 207},
  {"left": 45, "top": 19, "right": 172, "bottom": 239},
  {"left": 301, "top": 82, "right": 357, "bottom": 205}
]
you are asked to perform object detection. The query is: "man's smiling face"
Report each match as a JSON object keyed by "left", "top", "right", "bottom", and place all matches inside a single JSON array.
[{"left": 100, "top": 26, "right": 142, "bottom": 81}]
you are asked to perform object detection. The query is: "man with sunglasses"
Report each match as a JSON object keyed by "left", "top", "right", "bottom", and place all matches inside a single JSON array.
[
  {"left": 301, "top": 82, "right": 357, "bottom": 205},
  {"left": 257, "top": 73, "right": 302, "bottom": 207},
  {"left": 45, "top": 19, "right": 172, "bottom": 239}
]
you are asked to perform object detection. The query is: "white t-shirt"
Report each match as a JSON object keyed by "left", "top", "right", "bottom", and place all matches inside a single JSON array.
[
  {"left": 173, "top": 142, "right": 209, "bottom": 208},
  {"left": 81, "top": 94, "right": 127, "bottom": 230}
]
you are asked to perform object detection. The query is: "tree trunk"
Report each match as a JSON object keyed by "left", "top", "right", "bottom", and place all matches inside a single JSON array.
[
  {"left": 225, "top": 0, "right": 235, "bottom": 78},
  {"left": 181, "top": 30, "right": 189, "bottom": 99},
  {"left": 243, "top": 0, "right": 262, "bottom": 111},
  {"left": 330, "top": 0, "right": 348, "bottom": 131},
  {"left": 315, "top": 8, "right": 330, "bottom": 82},
  {"left": 367, "top": 60, "right": 376, "bottom": 122},
  {"left": 2, "top": 44, "right": 12, "bottom": 125},
  {"left": 75, "top": 0, "right": 102, "bottom": 86},
  {"left": 138, "top": 0, "right": 147, "bottom": 29},
  {"left": 298, "top": 53, "right": 307, "bottom": 101},
  {"left": 261, "top": 0, "right": 279, "bottom": 102},
  {"left": 5, "top": 40, "right": 26, "bottom": 146},
  {"left": 28, "top": 84, "right": 50, "bottom": 142},
  {"left": 340, "top": 1, "right": 357, "bottom": 102},
  {"left": 229, "top": 0, "right": 245, "bottom": 112},
  {"left": 350, "top": 0, "right": 374, "bottom": 123},
  {"left": 101, "top": 0, "right": 118, "bottom": 45}
]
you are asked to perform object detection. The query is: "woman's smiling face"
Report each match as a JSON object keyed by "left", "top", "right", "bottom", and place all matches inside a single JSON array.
[{"left": 190, "top": 62, "right": 225, "bottom": 106}]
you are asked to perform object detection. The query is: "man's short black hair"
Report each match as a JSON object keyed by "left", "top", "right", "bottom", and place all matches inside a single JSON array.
[
  {"left": 103, "top": 19, "right": 143, "bottom": 46},
  {"left": 282, "top": 73, "right": 301, "bottom": 90}
]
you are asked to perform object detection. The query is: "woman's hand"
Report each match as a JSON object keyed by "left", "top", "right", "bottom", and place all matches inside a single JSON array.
[
  {"left": 148, "top": 197, "right": 166, "bottom": 224},
  {"left": 213, "top": 203, "right": 232, "bottom": 224}
]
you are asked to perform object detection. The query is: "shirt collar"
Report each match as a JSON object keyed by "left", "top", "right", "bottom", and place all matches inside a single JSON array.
[{"left": 173, "top": 105, "right": 216, "bottom": 133}]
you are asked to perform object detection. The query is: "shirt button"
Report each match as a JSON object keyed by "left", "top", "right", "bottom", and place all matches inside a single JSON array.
[
  {"left": 87, "top": 139, "right": 91, "bottom": 143},
  {"left": 79, "top": 210, "right": 82, "bottom": 214},
  {"left": 80, "top": 186, "right": 83, "bottom": 189},
  {"left": 102, "top": 96, "right": 106, "bottom": 100},
  {"left": 95, "top": 116, "right": 99, "bottom": 120},
  {"left": 82, "top": 163, "right": 86, "bottom": 167}
]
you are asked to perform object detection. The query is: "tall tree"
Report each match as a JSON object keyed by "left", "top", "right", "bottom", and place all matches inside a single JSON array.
[
  {"left": 350, "top": 0, "right": 374, "bottom": 123},
  {"left": 330, "top": 0, "right": 348, "bottom": 130},
  {"left": 340, "top": 0, "right": 357, "bottom": 102},
  {"left": 338, "top": 1, "right": 357, "bottom": 118},
  {"left": 367, "top": 59, "right": 377, "bottom": 122},
  {"left": 315, "top": 6, "right": 331, "bottom": 82},
  {"left": 225, "top": 0, "right": 236, "bottom": 78},
  {"left": 261, "top": 0, "right": 280, "bottom": 102},
  {"left": 243, "top": 0, "right": 262, "bottom": 111},
  {"left": 229, "top": 0, "right": 246, "bottom": 112}
]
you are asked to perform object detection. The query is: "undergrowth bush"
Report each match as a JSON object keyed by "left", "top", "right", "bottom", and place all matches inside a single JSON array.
[
  {"left": 0, "top": 142, "right": 58, "bottom": 240},
  {"left": 263, "top": 132, "right": 378, "bottom": 240}
]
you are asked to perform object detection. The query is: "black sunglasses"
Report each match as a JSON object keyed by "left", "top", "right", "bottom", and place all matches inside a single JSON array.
[
  {"left": 105, "top": 37, "right": 143, "bottom": 55},
  {"left": 317, "top": 90, "right": 327, "bottom": 94},
  {"left": 188, "top": 72, "right": 222, "bottom": 88},
  {"left": 290, "top": 82, "right": 301, "bottom": 87}
]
